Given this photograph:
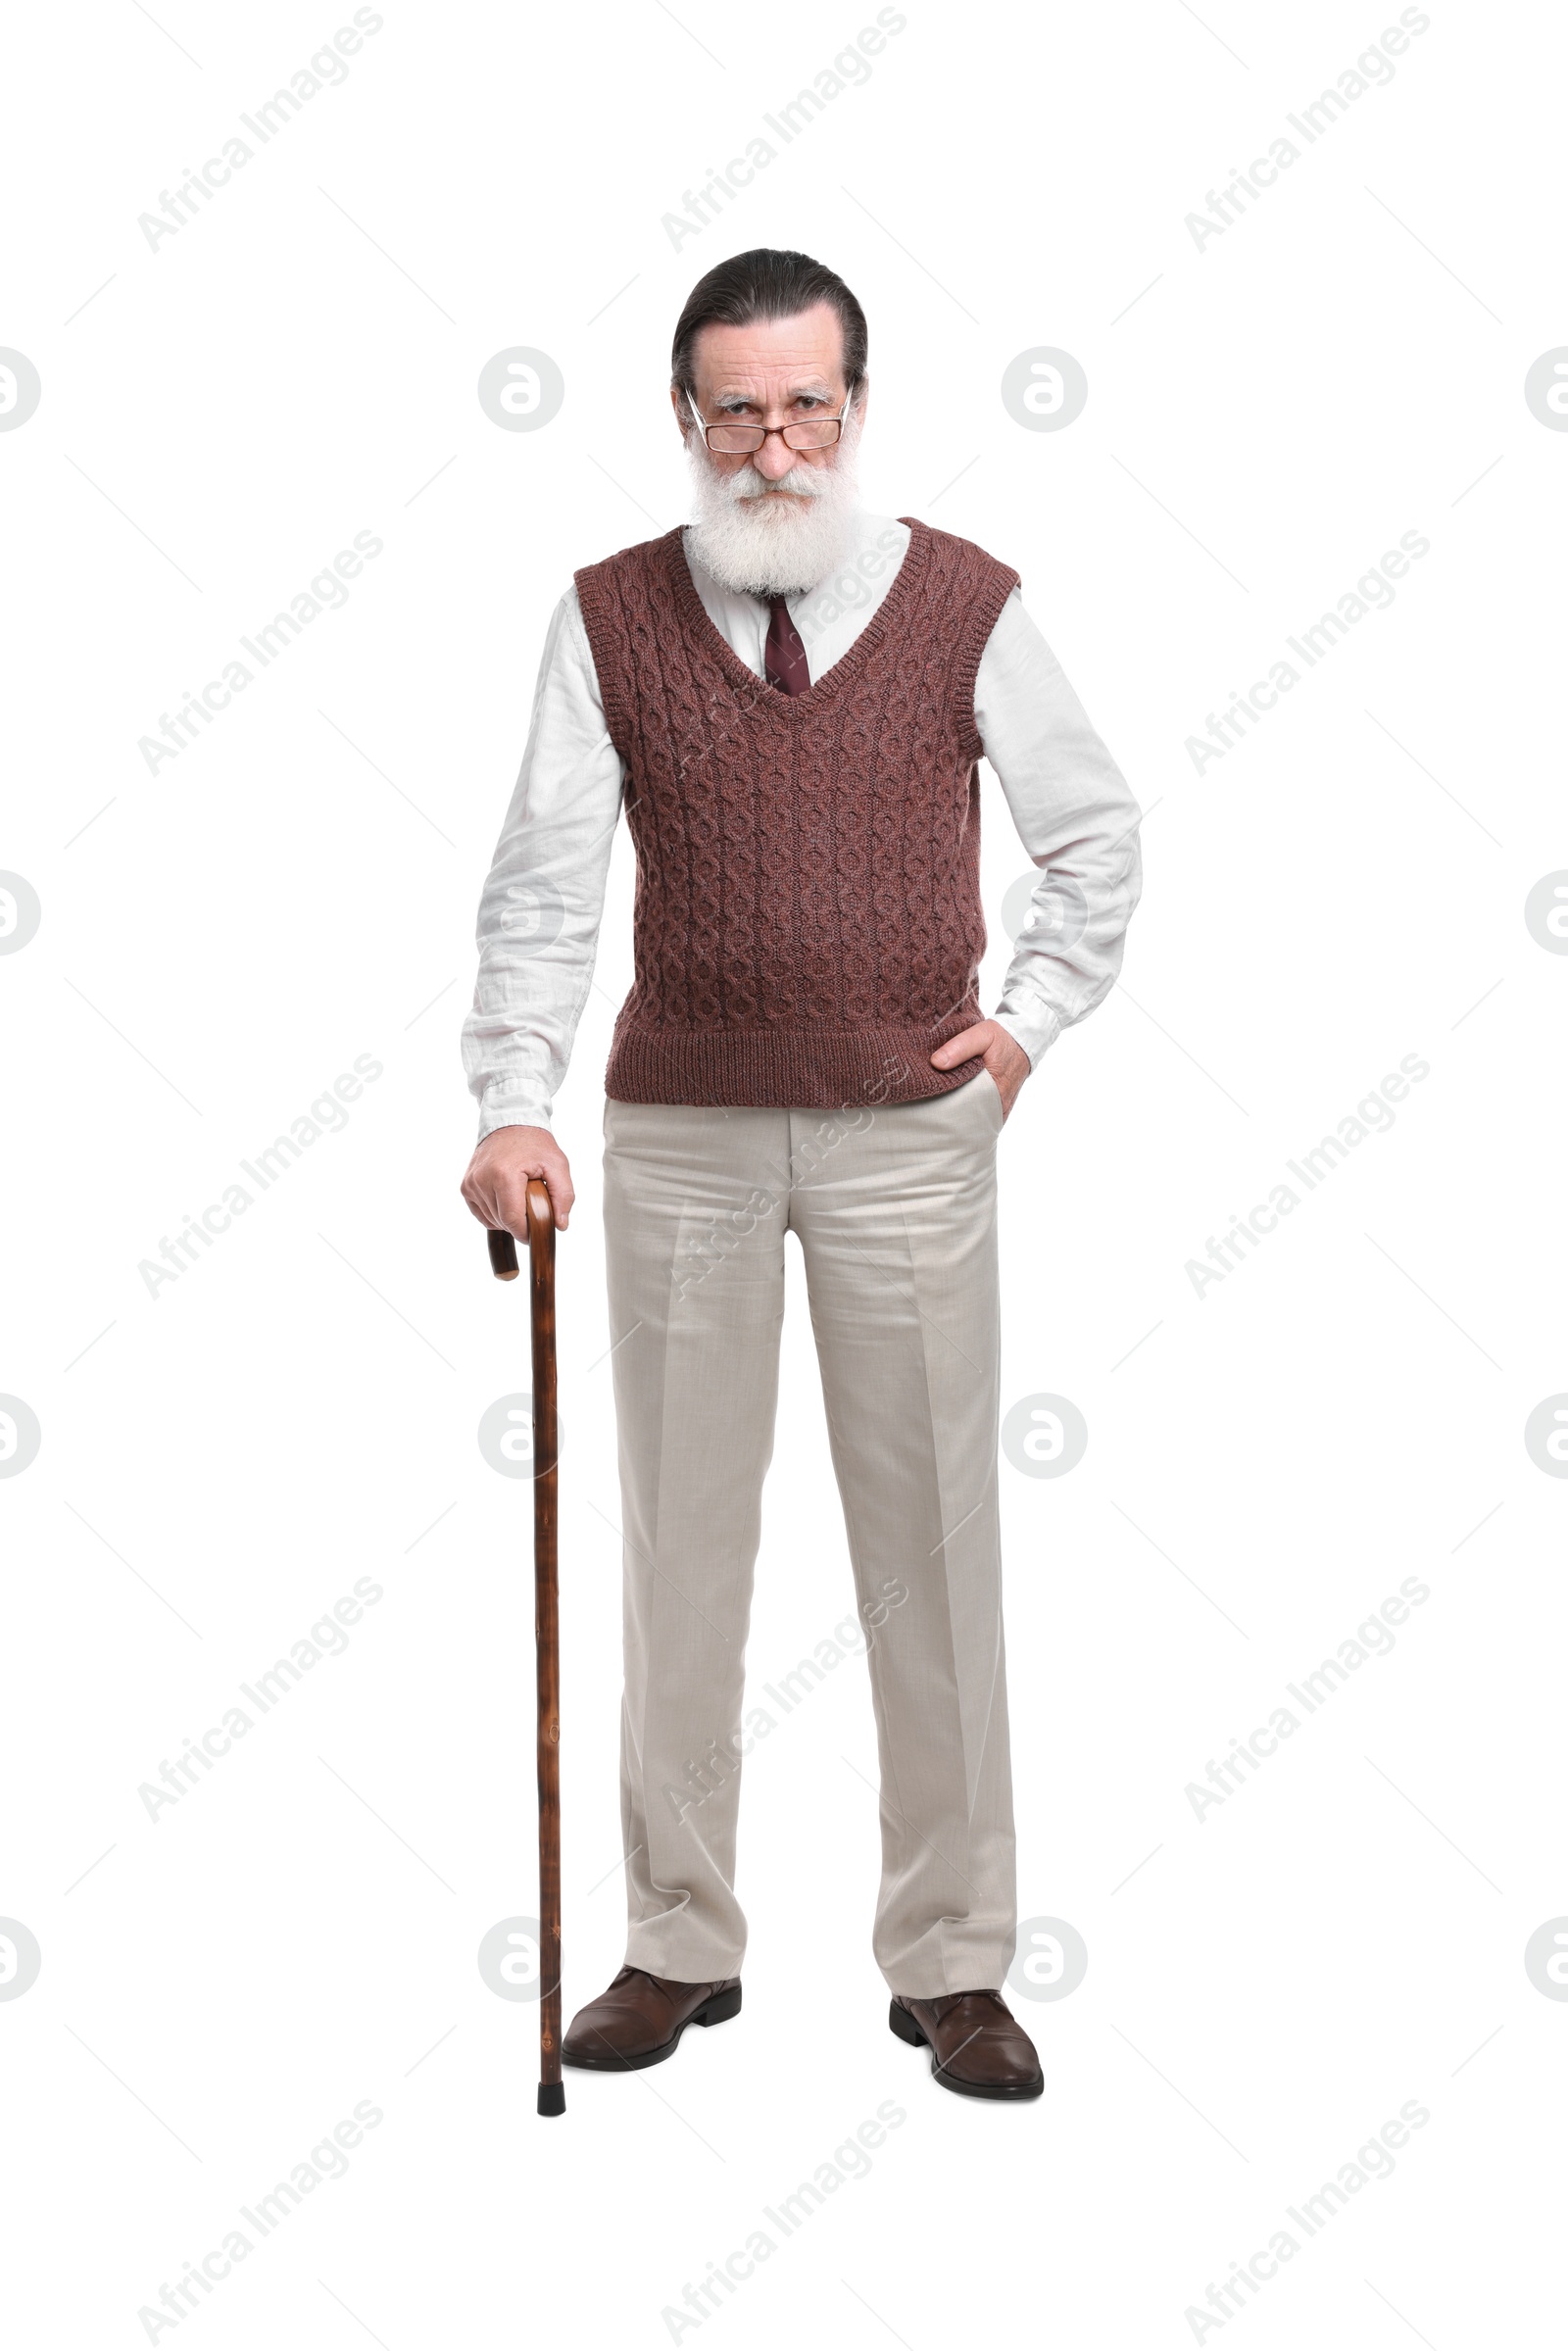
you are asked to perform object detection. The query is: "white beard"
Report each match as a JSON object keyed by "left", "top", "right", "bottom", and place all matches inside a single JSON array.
[{"left": 684, "top": 410, "right": 862, "bottom": 597}]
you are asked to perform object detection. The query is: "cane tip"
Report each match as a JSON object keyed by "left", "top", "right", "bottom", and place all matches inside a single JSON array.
[{"left": 537, "top": 2082, "right": 566, "bottom": 2118}]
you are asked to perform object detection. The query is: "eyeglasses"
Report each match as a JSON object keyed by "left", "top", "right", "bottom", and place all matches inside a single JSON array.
[{"left": 684, "top": 388, "right": 853, "bottom": 454}]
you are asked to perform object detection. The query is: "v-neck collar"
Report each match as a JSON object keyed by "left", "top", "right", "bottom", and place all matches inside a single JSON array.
[{"left": 666, "top": 515, "right": 930, "bottom": 715}]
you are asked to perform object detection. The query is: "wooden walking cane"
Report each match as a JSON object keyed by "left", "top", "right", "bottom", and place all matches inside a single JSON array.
[{"left": 486, "top": 1180, "right": 564, "bottom": 2118}]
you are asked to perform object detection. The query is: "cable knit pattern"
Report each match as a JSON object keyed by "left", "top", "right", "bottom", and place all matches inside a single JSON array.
[{"left": 574, "top": 517, "right": 1020, "bottom": 1107}]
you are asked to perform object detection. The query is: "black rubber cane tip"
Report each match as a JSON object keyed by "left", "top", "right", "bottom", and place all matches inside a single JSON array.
[{"left": 537, "top": 2082, "right": 566, "bottom": 2118}]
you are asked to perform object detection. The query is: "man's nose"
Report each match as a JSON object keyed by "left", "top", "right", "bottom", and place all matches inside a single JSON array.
[{"left": 751, "top": 434, "right": 797, "bottom": 480}]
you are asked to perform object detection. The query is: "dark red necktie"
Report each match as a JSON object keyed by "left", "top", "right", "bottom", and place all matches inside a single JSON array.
[{"left": 764, "top": 597, "right": 809, "bottom": 695}]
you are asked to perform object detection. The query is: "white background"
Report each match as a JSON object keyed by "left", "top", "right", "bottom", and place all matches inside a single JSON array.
[{"left": 4, "top": 1, "right": 1565, "bottom": 2343}]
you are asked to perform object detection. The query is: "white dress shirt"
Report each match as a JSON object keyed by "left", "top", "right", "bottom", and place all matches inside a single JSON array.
[{"left": 463, "top": 510, "right": 1142, "bottom": 1136}]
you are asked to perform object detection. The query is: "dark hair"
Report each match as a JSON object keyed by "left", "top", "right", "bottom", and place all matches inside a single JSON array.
[{"left": 670, "top": 248, "right": 868, "bottom": 403}]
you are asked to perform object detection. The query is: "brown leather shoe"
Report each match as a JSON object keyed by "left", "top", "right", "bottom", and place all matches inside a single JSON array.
[
  {"left": 562, "top": 1965, "right": 742, "bottom": 2072},
  {"left": 890, "top": 1990, "right": 1044, "bottom": 2100}
]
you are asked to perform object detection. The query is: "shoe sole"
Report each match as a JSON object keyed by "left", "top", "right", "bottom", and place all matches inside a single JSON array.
[
  {"left": 562, "top": 1983, "right": 743, "bottom": 2072},
  {"left": 888, "top": 1998, "right": 1044, "bottom": 2101}
]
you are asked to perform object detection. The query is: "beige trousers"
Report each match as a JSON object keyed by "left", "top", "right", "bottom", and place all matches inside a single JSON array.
[{"left": 601, "top": 1068, "right": 1015, "bottom": 1998}]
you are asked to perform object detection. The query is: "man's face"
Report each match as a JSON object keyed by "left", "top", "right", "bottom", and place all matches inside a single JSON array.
[
  {"left": 674, "top": 302, "right": 867, "bottom": 596},
  {"left": 674, "top": 300, "right": 858, "bottom": 490}
]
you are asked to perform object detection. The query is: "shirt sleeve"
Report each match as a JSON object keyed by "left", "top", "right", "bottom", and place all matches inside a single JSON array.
[
  {"left": 974, "top": 588, "right": 1143, "bottom": 1066},
  {"left": 460, "top": 588, "right": 625, "bottom": 1138}
]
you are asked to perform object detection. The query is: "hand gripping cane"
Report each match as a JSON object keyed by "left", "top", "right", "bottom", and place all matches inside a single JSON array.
[{"left": 486, "top": 1182, "right": 564, "bottom": 2117}]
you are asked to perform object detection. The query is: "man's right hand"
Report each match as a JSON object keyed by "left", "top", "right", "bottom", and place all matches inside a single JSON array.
[{"left": 461, "top": 1124, "right": 575, "bottom": 1236}]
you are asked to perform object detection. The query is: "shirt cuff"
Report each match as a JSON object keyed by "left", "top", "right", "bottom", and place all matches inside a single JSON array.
[
  {"left": 476, "top": 1101, "right": 553, "bottom": 1143},
  {"left": 992, "top": 1003, "right": 1063, "bottom": 1070}
]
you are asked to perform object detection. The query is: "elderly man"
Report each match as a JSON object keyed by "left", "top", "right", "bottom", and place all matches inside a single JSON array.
[{"left": 461, "top": 248, "right": 1141, "bottom": 2102}]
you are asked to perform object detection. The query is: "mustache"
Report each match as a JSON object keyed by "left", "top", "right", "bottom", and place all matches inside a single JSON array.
[{"left": 727, "top": 461, "right": 832, "bottom": 502}]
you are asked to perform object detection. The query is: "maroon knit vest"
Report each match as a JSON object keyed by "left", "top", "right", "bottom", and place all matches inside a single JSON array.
[{"left": 574, "top": 516, "right": 1020, "bottom": 1109}]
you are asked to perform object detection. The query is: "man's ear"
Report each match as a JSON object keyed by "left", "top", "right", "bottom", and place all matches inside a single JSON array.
[{"left": 670, "top": 382, "right": 692, "bottom": 439}]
